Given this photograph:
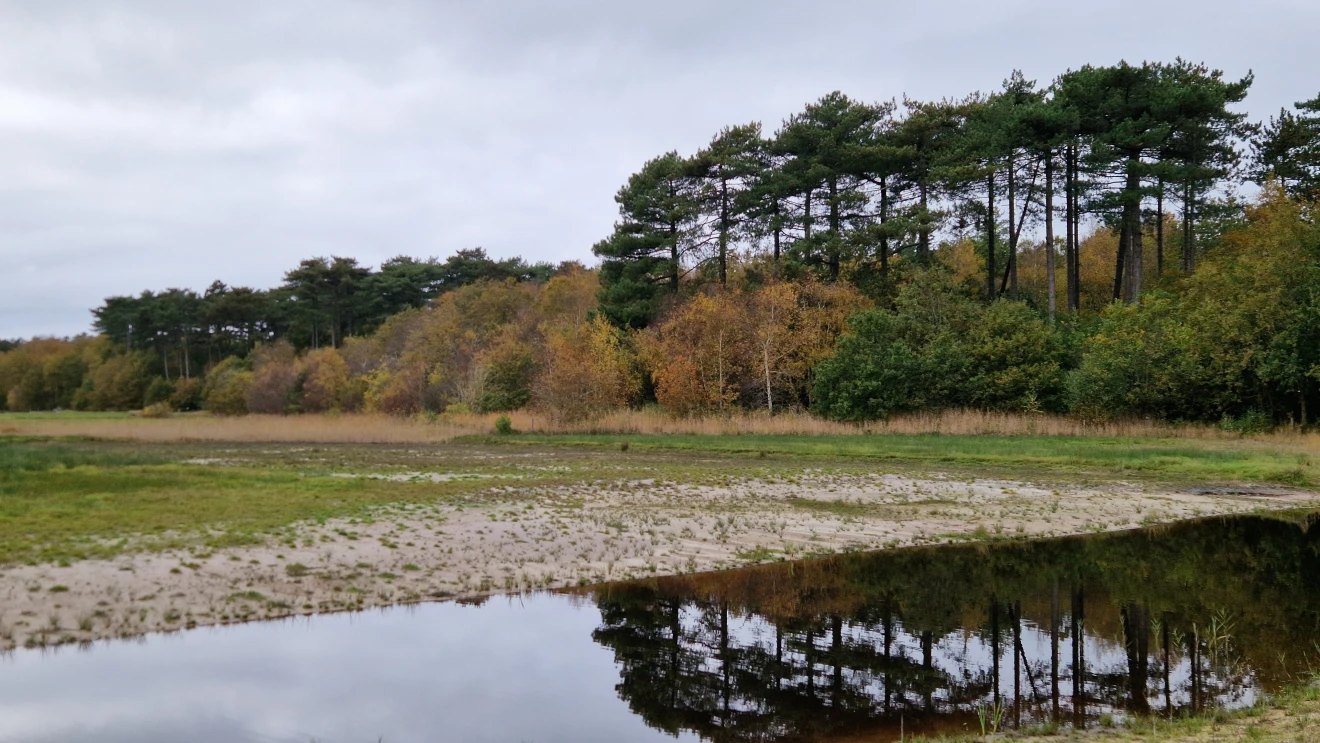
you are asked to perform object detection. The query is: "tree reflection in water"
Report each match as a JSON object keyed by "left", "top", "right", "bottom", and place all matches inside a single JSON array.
[{"left": 583, "top": 513, "right": 1320, "bottom": 742}]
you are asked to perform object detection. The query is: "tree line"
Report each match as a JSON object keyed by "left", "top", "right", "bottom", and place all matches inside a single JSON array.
[
  {"left": 592, "top": 59, "right": 1315, "bottom": 323},
  {"left": 2, "top": 58, "right": 1318, "bottom": 426},
  {"left": 89, "top": 249, "right": 569, "bottom": 382}
]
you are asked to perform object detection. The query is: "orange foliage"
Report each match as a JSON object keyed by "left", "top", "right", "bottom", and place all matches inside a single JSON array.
[{"left": 535, "top": 315, "right": 639, "bottom": 422}]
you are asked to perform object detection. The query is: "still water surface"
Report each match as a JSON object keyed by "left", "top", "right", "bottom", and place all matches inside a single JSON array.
[{"left": 3, "top": 513, "right": 1319, "bottom": 742}]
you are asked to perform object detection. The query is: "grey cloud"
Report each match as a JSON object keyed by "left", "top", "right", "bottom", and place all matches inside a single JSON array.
[{"left": 0, "top": 0, "right": 1315, "bottom": 336}]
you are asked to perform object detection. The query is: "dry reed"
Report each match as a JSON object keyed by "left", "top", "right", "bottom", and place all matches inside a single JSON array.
[
  {"left": 500, "top": 408, "right": 1237, "bottom": 439},
  {"left": 0, "top": 413, "right": 484, "bottom": 444},
  {"left": 5, "top": 407, "right": 1314, "bottom": 447}
]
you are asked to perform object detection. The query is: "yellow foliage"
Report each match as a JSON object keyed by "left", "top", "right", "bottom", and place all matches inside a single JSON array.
[
  {"left": 535, "top": 315, "right": 639, "bottom": 422},
  {"left": 645, "top": 292, "right": 745, "bottom": 415},
  {"left": 642, "top": 278, "right": 869, "bottom": 415},
  {"left": 302, "top": 348, "right": 355, "bottom": 413}
]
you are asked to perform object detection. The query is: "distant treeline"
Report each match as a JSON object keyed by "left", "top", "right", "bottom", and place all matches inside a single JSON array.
[
  {"left": 2, "top": 59, "right": 1319, "bottom": 428},
  {"left": 91, "top": 248, "right": 576, "bottom": 378}
]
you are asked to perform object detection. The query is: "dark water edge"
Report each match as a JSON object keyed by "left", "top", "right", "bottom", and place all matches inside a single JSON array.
[{"left": 3, "top": 511, "right": 1320, "bottom": 743}]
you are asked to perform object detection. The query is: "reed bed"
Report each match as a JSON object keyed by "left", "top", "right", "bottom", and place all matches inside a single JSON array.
[
  {"left": 499, "top": 408, "right": 1235, "bottom": 439},
  {"left": 3, "top": 407, "right": 1316, "bottom": 448},
  {"left": 0, "top": 413, "right": 485, "bottom": 444}
]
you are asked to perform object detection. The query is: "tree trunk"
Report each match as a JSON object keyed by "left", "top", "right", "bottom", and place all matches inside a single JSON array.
[
  {"left": 1123, "top": 158, "right": 1143, "bottom": 304},
  {"left": 1066, "top": 143, "right": 1081, "bottom": 312},
  {"left": 763, "top": 344, "right": 773, "bottom": 415},
  {"left": 669, "top": 221, "right": 680, "bottom": 291},
  {"left": 1126, "top": 216, "right": 1144, "bottom": 303},
  {"left": 828, "top": 176, "right": 840, "bottom": 280},
  {"left": 719, "top": 178, "right": 729, "bottom": 286},
  {"left": 879, "top": 178, "right": 889, "bottom": 277},
  {"left": 1113, "top": 221, "right": 1127, "bottom": 302},
  {"left": 1008, "top": 153, "right": 1018, "bottom": 296},
  {"left": 773, "top": 200, "right": 781, "bottom": 261},
  {"left": 987, "top": 173, "right": 997, "bottom": 301},
  {"left": 1156, "top": 178, "right": 1164, "bottom": 277},
  {"left": 803, "top": 190, "right": 813, "bottom": 241},
  {"left": 1045, "top": 152, "right": 1056, "bottom": 321},
  {"left": 1182, "top": 183, "right": 1195, "bottom": 273},
  {"left": 918, "top": 182, "right": 930, "bottom": 261}
]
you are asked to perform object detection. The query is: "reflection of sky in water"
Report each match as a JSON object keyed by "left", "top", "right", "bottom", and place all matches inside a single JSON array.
[
  {"left": 0, "top": 514, "right": 1303, "bottom": 742},
  {"left": 0, "top": 594, "right": 699, "bottom": 743}
]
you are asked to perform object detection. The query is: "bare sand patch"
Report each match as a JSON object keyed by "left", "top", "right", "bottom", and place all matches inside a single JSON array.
[{"left": 1, "top": 472, "right": 1315, "bottom": 651}]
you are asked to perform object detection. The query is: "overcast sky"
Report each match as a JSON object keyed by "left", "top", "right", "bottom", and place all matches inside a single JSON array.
[{"left": 1, "top": 0, "right": 1317, "bottom": 338}]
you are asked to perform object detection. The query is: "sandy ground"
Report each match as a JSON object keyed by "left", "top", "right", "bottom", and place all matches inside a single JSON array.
[{"left": 2, "top": 471, "right": 1317, "bottom": 651}]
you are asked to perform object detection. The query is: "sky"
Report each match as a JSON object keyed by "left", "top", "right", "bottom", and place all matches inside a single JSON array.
[{"left": 1, "top": 0, "right": 1317, "bottom": 338}]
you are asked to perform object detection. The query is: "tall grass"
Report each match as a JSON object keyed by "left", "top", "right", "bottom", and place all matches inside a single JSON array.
[
  {"left": 2, "top": 408, "right": 1317, "bottom": 448},
  {"left": 499, "top": 408, "right": 1233, "bottom": 439},
  {"left": 0, "top": 413, "right": 482, "bottom": 444}
]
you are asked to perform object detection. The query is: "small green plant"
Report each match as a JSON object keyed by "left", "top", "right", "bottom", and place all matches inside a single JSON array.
[
  {"left": 494, "top": 415, "right": 514, "bottom": 435},
  {"left": 1219, "top": 410, "right": 1274, "bottom": 435},
  {"left": 976, "top": 699, "right": 1005, "bottom": 735},
  {"left": 48, "top": 585, "right": 69, "bottom": 593},
  {"left": 284, "top": 563, "right": 309, "bottom": 577}
]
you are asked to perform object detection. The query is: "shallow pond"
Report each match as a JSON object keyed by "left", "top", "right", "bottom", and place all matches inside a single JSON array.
[{"left": 3, "top": 512, "right": 1320, "bottom": 742}]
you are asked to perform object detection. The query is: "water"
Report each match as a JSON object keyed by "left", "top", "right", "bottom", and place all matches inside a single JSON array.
[{"left": 3, "top": 512, "right": 1319, "bottom": 742}]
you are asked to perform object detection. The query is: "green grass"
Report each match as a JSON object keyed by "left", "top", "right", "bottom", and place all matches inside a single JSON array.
[
  {"left": 0, "top": 411, "right": 137, "bottom": 421},
  {"left": 2, "top": 430, "right": 1315, "bottom": 569},
  {"left": 0, "top": 439, "right": 502, "bottom": 565},
  {"left": 493, "top": 433, "right": 1317, "bottom": 486}
]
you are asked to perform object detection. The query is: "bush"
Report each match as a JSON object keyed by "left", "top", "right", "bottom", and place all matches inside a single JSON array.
[
  {"left": 246, "top": 340, "right": 301, "bottom": 414},
  {"left": 494, "top": 415, "right": 514, "bottom": 435},
  {"left": 143, "top": 377, "right": 175, "bottom": 406},
  {"left": 1219, "top": 410, "right": 1275, "bottom": 435},
  {"left": 301, "top": 348, "right": 354, "bottom": 413},
  {"left": 812, "top": 310, "right": 933, "bottom": 420},
  {"left": 140, "top": 401, "right": 172, "bottom": 418},
  {"left": 203, "top": 357, "right": 253, "bottom": 415},
  {"left": 84, "top": 353, "right": 154, "bottom": 410},
  {"left": 364, "top": 365, "right": 427, "bottom": 416},
  {"left": 1066, "top": 296, "right": 1203, "bottom": 420},
  {"left": 170, "top": 377, "right": 205, "bottom": 411},
  {"left": 813, "top": 272, "right": 1064, "bottom": 421}
]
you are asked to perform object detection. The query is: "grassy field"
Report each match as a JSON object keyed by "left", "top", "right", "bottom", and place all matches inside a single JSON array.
[
  {"left": 500, "top": 432, "right": 1318, "bottom": 486},
  {"left": 2, "top": 410, "right": 1317, "bottom": 568}
]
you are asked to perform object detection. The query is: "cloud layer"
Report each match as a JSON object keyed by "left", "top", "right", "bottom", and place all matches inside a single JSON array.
[{"left": 1, "top": 0, "right": 1315, "bottom": 336}]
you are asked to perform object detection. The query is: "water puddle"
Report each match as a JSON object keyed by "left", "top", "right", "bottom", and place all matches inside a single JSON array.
[{"left": 3, "top": 512, "right": 1319, "bottom": 742}]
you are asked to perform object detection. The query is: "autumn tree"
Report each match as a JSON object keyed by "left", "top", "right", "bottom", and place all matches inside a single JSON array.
[
  {"left": 644, "top": 292, "right": 745, "bottom": 415},
  {"left": 535, "top": 316, "right": 639, "bottom": 422}
]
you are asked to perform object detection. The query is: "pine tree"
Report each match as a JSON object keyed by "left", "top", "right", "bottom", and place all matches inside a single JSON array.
[
  {"left": 1252, "top": 93, "right": 1320, "bottom": 201},
  {"left": 593, "top": 152, "right": 701, "bottom": 328}
]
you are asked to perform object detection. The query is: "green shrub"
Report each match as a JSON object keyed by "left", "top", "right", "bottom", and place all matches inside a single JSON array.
[
  {"left": 813, "top": 272, "right": 1065, "bottom": 421},
  {"left": 1219, "top": 410, "right": 1275, "bottom": 435},
  {"left": 494, "top": 415, "right": 514, "bottom": 435},
  {"left": 1066, "top": 296, "right": 1204, "bottom": 420},
  {"left": 203, "top": 357, "right": 253, "bottom": 416},
  {"left": 143, "top": 377, "right": 175, "bottom": 406}
]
